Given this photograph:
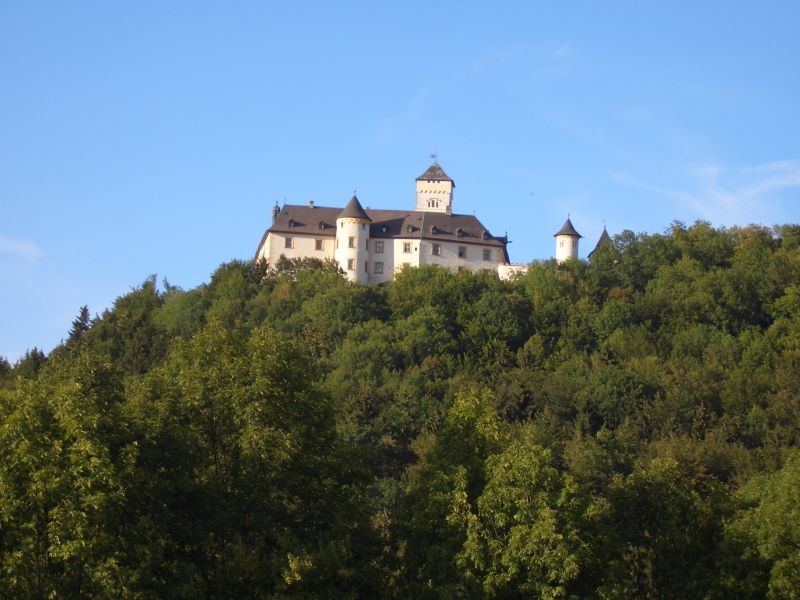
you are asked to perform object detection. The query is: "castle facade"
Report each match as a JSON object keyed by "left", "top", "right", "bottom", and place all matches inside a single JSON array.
[{"left": 254, "top": 161, "right": 593, "bottom": 283}]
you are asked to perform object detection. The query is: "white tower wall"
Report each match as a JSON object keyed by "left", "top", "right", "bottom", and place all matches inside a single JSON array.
[
  {"left": 555, "top": 235, "right": 579, "bottom": 263},
  {"left": 335, "top": 217, "right": 370, "bottom": 283},
  {"left": 415, "top": 179, "right": 453, "bottom": 214}
]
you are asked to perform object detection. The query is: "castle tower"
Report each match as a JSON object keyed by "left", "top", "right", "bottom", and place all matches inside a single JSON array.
[
  {"left": 415, "top": 161, "right": 454, "bottom": 214},
  {"left": 335, "top": 195, "right": 371, "bottom": 283},
  {"left": 554, "top": 216, "right": 582, "bottom": 263},
  {"left": 588, "top": 225, "right": 612, "bottom": 259}
]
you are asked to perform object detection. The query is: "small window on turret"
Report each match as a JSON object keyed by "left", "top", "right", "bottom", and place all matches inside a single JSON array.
[{"left": 348, "top": 236, "right": 355, "bottom": 248}]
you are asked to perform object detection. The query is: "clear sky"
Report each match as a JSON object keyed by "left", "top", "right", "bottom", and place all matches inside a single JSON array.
[{"left": 1, "top": 1, "right": 799, "bottom": 362}]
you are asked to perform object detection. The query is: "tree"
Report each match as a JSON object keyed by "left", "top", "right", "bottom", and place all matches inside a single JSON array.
[
  {"left": 395, "top": 389, "right": 508, "bottom": 597},
  {"left": 66, "top": 305, "right": 92, "bottom": 345},
  {"left": 454, "top": 434, "right": 589, "bottom": 599},
  {"left": 726, "top": 452, "right": 800, "bottom": 599},
  {"left": 124, "top": 319, "right": 378, "bottom": 597},
  {"left": 0, "top": 351, "right": 133, "bottom": 598},
  {"left": 12, "top": 347, "right": 47, "bottom": 379}
]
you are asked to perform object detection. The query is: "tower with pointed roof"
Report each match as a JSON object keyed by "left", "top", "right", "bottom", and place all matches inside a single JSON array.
[
  {"left": 335, "top": 194, "right": 371, "bottom": 283},
  {"left": 415, "top": 161, "right": 454, "bottom": 214},
  {"left": 588, "top": 225, "right": 612, "bottom": 259},
  {"left": 554, "top": 216, "right": 582, "bottom": 263}
]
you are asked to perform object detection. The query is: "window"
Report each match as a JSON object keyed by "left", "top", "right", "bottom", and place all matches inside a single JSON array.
[
  {"left": 365, "top": 261, "right": 368, "bottom": 272},
  {"left": 285, "top": 237, "right": 294, "bottom": 248},
  {"left": 560, "top": 240, "right": 564, "bottom": 248},
  {"left": 483, "top": 248, "right": 491, "bottom": 261},
  {"left": 432, "top": 243, "right": 441, "bottom": 256},
  {"left": 403, "top": 242, "right": 412, "bottom": 253},
  {"left": 347, "top": 258, "right": 354, "bottom": 271},
  {"left": 374, "top": 261, "right": 384, "bottom": 274},
  {"left": 348, "top": 236, "right": 355, "bottom": 248},
  {"left": 374, "top": 241, "right": 384, "bottom": 253},
  {"left": 458, "top": 246, "right": 467, "bottom": 258},
  {"left": 315, "top": 239, "right": 324, "bottom": 251}
]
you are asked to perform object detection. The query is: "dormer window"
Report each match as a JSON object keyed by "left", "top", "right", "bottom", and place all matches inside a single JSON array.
[
  {"left": 456, "top": 228, "right": 463, "bottom": 237},
  {"left": 482, "top": 230, "right": 490, "bottom": 240},
  {"left": 406, "top": 224, "right": 414, "bottom": 234},
  {"left": 381, "top": 225, "right": 388, "bottom": 233},
  {"left": 288, "top": 218, "right": 295, "bottom": 228},
  {"left": 318, "top": 221, "right": 325, "bottom": 230}
]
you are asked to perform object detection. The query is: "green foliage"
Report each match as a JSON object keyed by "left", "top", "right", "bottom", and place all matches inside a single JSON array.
[
  {"left": 11, "top": 347, "right": 47, "bottom": 380},
  {"left": 2, "top": 220, "right": 800, "bottom": 597},
  {"left": 726, "top": 452, "right": 800, "bottom": 599}
]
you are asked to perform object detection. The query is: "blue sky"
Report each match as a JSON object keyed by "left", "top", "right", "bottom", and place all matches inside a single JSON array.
[{"left": 1, "top": 1, "right": 799, "bottom": 362}]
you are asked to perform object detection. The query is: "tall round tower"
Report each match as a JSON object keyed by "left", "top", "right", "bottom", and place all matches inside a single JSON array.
[
  {"left": 554, "top": 216, "right": 582, "bottom": 263},
  {"left": 335, "top": 195, "right": 371, "bottom": 283}
]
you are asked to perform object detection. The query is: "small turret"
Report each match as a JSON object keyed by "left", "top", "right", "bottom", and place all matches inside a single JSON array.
[
  {"left": 588, "top": 225, "right": 612, "bottom": 259},
  {"left": 334, "top": 194, "right": 371, "bottom": 283},
  {"left": 272, "top": 201, "right": 280, "bottom": 224},
  {"left": 554, "top": 216, "right": 582, "bottom": 263}
]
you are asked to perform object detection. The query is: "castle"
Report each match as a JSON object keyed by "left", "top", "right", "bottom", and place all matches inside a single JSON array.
[{"left": 254, "top": 161, "right": 604, "bottom": 283}]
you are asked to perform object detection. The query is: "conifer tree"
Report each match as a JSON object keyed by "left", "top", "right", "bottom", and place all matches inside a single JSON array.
[{"left": 67, "top": 305, "right": 91, "bottom": 345}]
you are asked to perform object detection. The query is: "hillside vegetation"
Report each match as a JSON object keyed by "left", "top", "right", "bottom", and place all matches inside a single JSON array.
[{"left": 2, "top": 221, "right": 800, "bottom": 599}]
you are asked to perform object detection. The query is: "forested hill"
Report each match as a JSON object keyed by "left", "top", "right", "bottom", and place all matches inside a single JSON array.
[{"left": 2, "top": 221, "right": 800, "bottom": 598}]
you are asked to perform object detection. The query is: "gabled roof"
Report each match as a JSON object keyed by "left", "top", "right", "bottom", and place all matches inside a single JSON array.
[
  {"left": 261, "top": 203, "right": 509, "bottom": 262},
  {"left": 416, "top": 162, "right": 454, "bottom": 184},
  {"left": 338, "top": 195, "right": 371, "bottom": 220},
  {"left": 553, "top": 217, "right": 582, "bottom": 238}
]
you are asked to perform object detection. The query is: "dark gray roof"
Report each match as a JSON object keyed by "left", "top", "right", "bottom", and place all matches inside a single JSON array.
[
  {"left": 261, "top": 203, "right": 509, "bottom": 261},
  {"left": 553, "top": 217, "right": 582, "bottom": 238},
  {"left": 338, "top": 195, "right": 371, "bottom": 220},
  {"left": 416, "top": 162, "right": 454, "bottom": 184},
  {"left": 588, "top": 226, "right": 612, "bottom": 258}
]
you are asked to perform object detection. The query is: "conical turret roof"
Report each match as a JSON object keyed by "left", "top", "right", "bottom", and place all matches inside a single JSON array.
[
  {"left": 338, "top": 195, "right": 371, "bottom": 220},
  {"left": 588, "top": 226, "right": 612, "bottom": 258},
  {"left": 553, "top": 217, "right": 582, "bottom": 238},
  {"left": 416, "top": 162, "right": 454, "bottom": 184}
]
